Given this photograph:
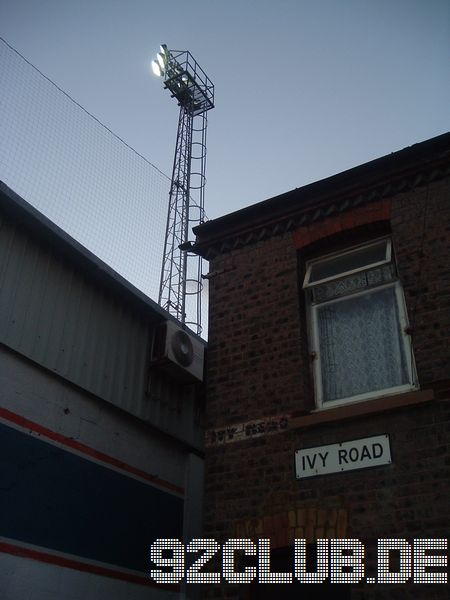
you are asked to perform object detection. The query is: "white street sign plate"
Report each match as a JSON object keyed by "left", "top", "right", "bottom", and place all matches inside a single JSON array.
[{"left": 295, "top": 434, "right": 391, "bottom": 479}]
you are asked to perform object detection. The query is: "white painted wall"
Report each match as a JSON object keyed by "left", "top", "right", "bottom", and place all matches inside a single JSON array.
[
  {"left": 0, "top": 345, "right": 203, "bottom": 599},
  {"left": 0, "top": 345, "right": 186, "bottom": 486},
  {"left": 0, "top": 553, "right": 180, "bottom": 600}
]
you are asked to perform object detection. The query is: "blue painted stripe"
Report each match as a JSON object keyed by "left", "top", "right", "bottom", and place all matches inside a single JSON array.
[{"left": 0, "top": 423, "right": 183, "bottom": 573}]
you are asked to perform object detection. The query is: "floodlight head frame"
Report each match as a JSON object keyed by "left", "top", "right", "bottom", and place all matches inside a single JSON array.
[{"left": 160, "top": 48, "right": 214, "bottom": 116}]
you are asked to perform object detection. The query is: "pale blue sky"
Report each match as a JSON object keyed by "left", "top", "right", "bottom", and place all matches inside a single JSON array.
[{"left": 2, "top": 0, "right": 449, "bottom": 220}]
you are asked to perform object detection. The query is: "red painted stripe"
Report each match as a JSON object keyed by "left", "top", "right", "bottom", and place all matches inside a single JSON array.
[
  {"left": 0, "top": 541, "right": 179, "bottom": 591},
  {"left": 0, "top": 407, "right": 184, "bottom": 496}
]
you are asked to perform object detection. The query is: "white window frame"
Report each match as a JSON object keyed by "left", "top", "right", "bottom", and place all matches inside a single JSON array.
[
  {"left": 304, "top": 238, "right": 418, "bottom": 409},
  {"left": 304, "top": 238, "right": 392, "bottom": 288}
]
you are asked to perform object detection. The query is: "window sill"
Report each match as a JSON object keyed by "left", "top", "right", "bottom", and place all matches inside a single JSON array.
[{"left": 291, "top": 389, "right": 434, "bottom": 430}]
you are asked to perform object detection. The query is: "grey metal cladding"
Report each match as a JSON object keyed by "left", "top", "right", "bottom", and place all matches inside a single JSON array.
[{"left": 0, "top": 212, "right": 202, "bottom": 448}]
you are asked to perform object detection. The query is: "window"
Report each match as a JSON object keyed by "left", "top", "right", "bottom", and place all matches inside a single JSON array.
[{"left": 303, "top": 238, "right": 417, "bottom": 408}]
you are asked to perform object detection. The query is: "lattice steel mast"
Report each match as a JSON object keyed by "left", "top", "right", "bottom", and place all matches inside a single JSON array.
[{"left": 152, "top": 45, "right": 214, "bottom": 335}]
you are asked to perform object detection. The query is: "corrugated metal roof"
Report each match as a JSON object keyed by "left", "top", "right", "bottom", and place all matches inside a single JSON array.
[{"left": 0, "top": 182, "right": 204, "bottom": 451}]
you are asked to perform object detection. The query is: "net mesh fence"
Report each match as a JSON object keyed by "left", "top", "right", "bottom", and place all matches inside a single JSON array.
[{"left": 0, "top": 38, "right": 207, "bottom": 328}]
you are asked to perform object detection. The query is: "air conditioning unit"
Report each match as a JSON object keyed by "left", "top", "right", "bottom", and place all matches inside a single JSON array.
[{"left": 151, "top": 320, "right": 205, "bottom": 382}]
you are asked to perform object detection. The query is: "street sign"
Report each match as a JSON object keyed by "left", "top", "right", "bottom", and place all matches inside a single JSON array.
[{"left": 295, "top": 434, "right": 391, "bottom": 479}]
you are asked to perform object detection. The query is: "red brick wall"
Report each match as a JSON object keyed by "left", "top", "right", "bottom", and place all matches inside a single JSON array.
[
  {"left": 292, "top": 199, "right": 391, "bottom": 249},
  {"left": 207, "top": 234, "right": 304, "bottom": 427},
  {"left": 391, "top": 177, "right": 450, "bottom": 385},
  {"left": 203, "top": 177, "right": 450, "bottom": 599}
]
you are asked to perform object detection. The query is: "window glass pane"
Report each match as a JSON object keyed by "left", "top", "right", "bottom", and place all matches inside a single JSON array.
[
  {"left": 309, "top": 240, "right": 388, "bottom": 283},
  {"left": 314, "top": 271, "right": 368, "bottom": 303},
  {"left": 317, "top": 286, "right": 409, "bottom": 402},
  {"left": 312, "top": 264, "right": 396, "bottom": 303}
]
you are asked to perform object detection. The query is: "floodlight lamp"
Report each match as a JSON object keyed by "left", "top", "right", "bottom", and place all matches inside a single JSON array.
[
  {"left": 157, "top": 52, "right": 166, "bottom": 71},
  {"left": 151, "top": 60, "right": 162, "bottom": 76}
]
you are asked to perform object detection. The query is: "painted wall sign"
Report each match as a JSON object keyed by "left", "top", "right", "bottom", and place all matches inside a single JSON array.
[
  {"left": 206, "top": 414, "right": 290, "bottom": 446},
  {"left": 295, "top": 434, "right": 391, "bottom": 479}
]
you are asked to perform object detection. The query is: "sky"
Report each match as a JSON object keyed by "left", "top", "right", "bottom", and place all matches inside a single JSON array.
[{"left": 1, "top": 0, "right": 449, "bottom": 221}]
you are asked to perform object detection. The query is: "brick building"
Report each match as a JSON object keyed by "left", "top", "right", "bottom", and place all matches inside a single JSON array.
[{"left": 193, "top": 133, "right": 450, "bottom": 598}]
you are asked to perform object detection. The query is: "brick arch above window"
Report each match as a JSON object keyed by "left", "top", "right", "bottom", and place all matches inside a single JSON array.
[{"left": 292, "top": 200, "right": 391, "bottom": 251}]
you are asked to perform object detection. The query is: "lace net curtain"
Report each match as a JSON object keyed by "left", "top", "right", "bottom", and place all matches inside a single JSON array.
[{"left": 317, "top": 284, "right": 409, "bottom": 402}]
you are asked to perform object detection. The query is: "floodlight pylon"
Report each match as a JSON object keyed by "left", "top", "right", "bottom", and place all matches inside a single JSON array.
[{"left": 153, "top": 45, "right": 214, "bottom": 335}]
